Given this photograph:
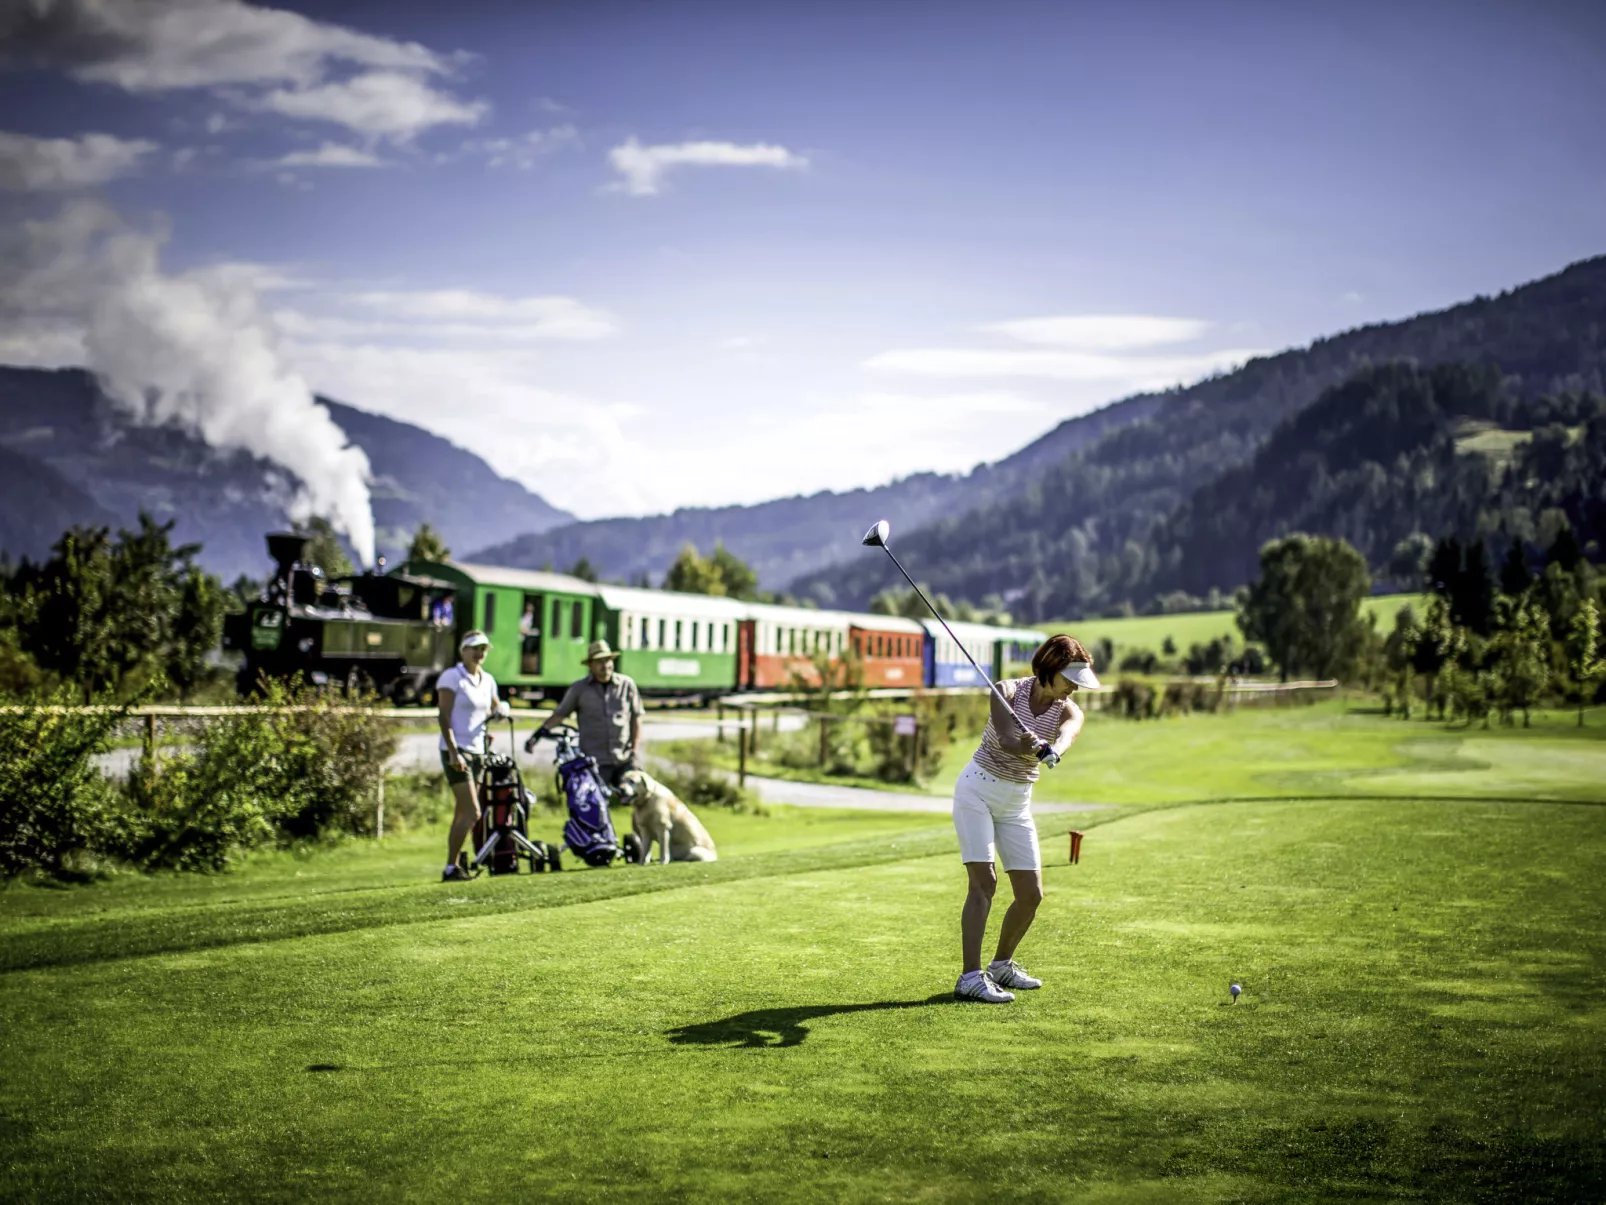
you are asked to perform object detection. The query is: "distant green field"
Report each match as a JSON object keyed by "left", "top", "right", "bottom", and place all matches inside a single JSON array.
[
  {"left": 1057, "top": 594, "right": 1427, "bottom": 659},
  {"left": 2, "top": 706, "right": 1603, "bottom": 1201}
]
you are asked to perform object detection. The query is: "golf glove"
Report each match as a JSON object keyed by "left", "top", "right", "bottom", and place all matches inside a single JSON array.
[{"left": 1035, "top": 742, "right": 1060, "bottom": 768}]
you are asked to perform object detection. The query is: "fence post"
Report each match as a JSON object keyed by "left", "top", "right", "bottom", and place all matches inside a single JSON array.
[
  {"left": 376, "top": 773, "right": 385, "bottom": 840},
  {"left": 738, "top": 725, "right": 748, "bottom": 789},
  {"left": 716, "top": 702, "right": 725, "bottom": 742},
  {"left": 749, "top": 705, "right": 759, "bottom": 752},
  {"left": 818, "top": 713, "right": 830, "bottom": 766},
  {"left": 143, "top": 711, "right": 158, "bottom": 774}
]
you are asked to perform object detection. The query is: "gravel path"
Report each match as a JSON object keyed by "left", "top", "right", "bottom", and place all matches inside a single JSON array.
[{"left": 97, "top": 712, "right": 1109, "bottom": 818}]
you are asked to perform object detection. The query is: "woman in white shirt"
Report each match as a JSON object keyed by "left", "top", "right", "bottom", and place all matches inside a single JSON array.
[
  {"left": 951, "top": 635, "right": 1098, "bottom": 1003},
  {"left": 438, "top": 630, "right": 511, "bottom": 882}
]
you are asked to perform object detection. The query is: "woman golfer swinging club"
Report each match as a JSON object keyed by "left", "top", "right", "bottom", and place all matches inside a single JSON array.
[{"left": 952, "top": 634, "right": 1099, "bottom": 1003}]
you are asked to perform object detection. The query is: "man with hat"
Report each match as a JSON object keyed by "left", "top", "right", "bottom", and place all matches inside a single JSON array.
[{"left": 526, "top": 638, "right": 645, "bottom": 788}]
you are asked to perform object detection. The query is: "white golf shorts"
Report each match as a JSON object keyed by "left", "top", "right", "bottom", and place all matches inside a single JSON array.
[{"left": 952, "top": 760, "right": 1041, "bottom": 872}]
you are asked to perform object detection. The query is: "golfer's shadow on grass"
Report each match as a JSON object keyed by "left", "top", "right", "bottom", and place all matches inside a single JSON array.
[{"left": 668, "top": 994, "right": 955, "bottom": 1049}]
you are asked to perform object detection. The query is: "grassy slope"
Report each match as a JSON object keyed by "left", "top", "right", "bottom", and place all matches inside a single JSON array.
[
  {"left": 2, "top": 710, "right": 1604, "bottom": 1202},
  {"left": 1058, "top": 594, "right": 1426, "bottom": 658}
]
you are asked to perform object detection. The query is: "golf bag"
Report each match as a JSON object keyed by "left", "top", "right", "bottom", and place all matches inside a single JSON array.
[
  {"left": 537, "top": 727, "right": 642, "bottom": 868},
  {"left": 469, "top": 722, "right": 554, "bottom": 874}
]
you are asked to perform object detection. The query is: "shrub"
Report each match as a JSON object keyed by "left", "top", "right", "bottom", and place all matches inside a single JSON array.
[
  {"left": 119, "top": 681, "right": 398, "bottom": 871},
  {"left": 0, "top": 689, "right": 123, "bottom": 879}
]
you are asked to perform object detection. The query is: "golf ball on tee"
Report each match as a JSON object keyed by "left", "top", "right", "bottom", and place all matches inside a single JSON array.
[{"left": 1230, "top": 983, "right": 1242, "bottom": 1001}]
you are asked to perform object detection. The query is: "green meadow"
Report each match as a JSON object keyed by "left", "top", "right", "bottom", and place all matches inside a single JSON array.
[
  {"left": 1061, "top": 595, "right": 1425, "bottom": 662},
  {"left": 2, "top": 703, "right": 1604, "bottom": 1202}
]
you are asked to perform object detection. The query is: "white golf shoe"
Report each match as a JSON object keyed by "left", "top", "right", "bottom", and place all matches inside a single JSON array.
[
  {"left": 954, "top": 970, "right": 1015, "bottom": 1003},
  {"left": 987, "top": 959, "right": 1042, "bottom": 990}
]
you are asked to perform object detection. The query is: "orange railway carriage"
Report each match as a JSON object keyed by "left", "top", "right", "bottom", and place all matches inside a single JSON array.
[
  {"left": 739, "top": 603, "right": 854, "bottom": 689},
  {"left": 850, "top": 616, "right": 926, "bottom": 688}
]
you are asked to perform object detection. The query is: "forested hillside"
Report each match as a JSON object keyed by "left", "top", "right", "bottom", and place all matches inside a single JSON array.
[
  {"left": 0, "top": 444, "right": 114, "bottom": 564},
  {"left": 791, "top": 255, "right": 1606, "bottom": 617},
  {"left": 1145, "top": 363, "right": 1606, "bottom": 599},
  {"left": 0, "top": 368, "right": 572, "bottom": 578},
  {"left": 469, "top": 392, "right": 1163, "bottom": 588}
]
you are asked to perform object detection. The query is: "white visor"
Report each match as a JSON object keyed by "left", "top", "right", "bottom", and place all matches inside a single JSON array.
[
  {"left": 1061, "top": 661, "right": 1101, "bottom": 690},
  {"left": 459, "top": 632, "right": 490, "bottom": 650}
]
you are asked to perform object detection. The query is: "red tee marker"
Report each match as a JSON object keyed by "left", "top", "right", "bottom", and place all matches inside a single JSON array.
[{"left": 1068, "top": 830, "right": 1084, "bottom": 864}]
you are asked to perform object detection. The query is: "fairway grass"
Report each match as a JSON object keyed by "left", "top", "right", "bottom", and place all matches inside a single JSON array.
[{"left": 3, "top": 709, "right": 1604, "bottom": 1202}]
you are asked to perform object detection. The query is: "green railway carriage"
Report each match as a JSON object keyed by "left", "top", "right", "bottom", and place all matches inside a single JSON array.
[
  {"left": 400, "top": 559, "right": 602, "bottom": 699},
  {"left": 593, "top": 584, "right": 747, "bottom": 695}
]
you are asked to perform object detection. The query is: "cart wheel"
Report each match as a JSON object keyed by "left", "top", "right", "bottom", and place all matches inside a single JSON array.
[
  {"left": 547, "top": 848, "right": 563, "bottom": 872},
  {"left": 622, "top": 833, "right": 644, "bottom": 865},
  {"left": 528, "top": 840, "right": 548, "bottom": 872}
]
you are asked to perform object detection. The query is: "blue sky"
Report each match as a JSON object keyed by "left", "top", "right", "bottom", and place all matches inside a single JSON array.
[{"left": 2, "top": 0, "right": 1604, "bottom": 530}]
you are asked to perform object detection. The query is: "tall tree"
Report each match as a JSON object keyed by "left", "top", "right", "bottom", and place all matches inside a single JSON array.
[
  {"left": 663, "top": 544, "right": 725, "bottom": 595},
  {"left": 1488, "top": 594, "right": 1550, "bottom": 727},
  {"left": 1499, "top": 538, "right": 1533, "bottom": 597},
  {"left": 567, "top": 556, "right": 599, "bottom": 583},
  {"left": 168, "top": 568, "right": 226, "bottom": 704},
  {"left": 1566, "top": 598, "right": 1604, "bottom": 727},
  {"left": 1237, "top": 534, "right": 1371, "bottom": 681},
  {"left": 710, "top": 542, "right": 759, "bottom": 600},
  {"left": 299, "top": 517, "right": 353, "bottom": 578},
  {"left": 407, "top": 522, "right": 450, "bottom": 563}
]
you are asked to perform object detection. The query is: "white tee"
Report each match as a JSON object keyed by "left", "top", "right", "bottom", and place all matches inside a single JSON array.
[{"left": 437, "top": 662, "right": 508, "bottom": 753}]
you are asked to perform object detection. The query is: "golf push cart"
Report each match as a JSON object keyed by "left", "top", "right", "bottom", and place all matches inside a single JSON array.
[{"left": 468, "top": 721, "right": 644, "bottom": 875}]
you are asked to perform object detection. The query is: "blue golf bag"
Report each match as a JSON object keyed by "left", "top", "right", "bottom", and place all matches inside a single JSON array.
[{"left": 535, "top": 727, "right": 643, "bottom": 869}]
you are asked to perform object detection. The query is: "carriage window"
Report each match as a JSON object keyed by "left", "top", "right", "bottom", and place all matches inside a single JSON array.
[
  {"left": 641, "top": 616, "right": 651, "bottom": 648},
  {"left": 674, "top": 620, "right": 683, "bottom": 650},
  {"left": 724, "top": 624, "right": 731, "bottom": 653},
  {"left": 551, "top": 599, "right": 562, "bottom": 638},
  {"left": 571, "top": 600, "right": 583, "bottom": 639},
  {"left": 483, "top": 592, "right": 496, "bottom": 632},
  {"left": 659, "top": 618, "right": 667, "bottom": 649}
]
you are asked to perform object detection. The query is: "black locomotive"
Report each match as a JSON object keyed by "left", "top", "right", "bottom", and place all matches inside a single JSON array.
[{"left": 222, "top": 532, "right": 458, "bottom": 702}]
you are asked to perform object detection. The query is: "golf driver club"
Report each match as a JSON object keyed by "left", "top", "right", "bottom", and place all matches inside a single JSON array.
[{"left": 861, "top": 519, "right": 1056, "bottom": 764}]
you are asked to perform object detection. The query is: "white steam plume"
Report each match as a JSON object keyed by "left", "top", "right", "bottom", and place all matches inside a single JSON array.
[{"left": 0, "top": 200, "right": 375, "bottom": 564}]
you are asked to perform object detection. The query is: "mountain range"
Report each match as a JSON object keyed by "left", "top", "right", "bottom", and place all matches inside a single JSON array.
[
  {"left": 788, "top": 254, "right": 1606, "bottom": 617},
  {"left": 0, "top": 367, "right": 572, "bottom": 579}
]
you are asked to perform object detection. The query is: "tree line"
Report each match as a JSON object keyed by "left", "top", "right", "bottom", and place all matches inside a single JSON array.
[{"left": 1235, "top": 527, "right": 1604, "bottom": 725}]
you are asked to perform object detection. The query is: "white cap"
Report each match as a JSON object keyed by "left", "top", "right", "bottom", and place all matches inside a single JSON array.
[
  {"left": 459, "top": 631, "right": 490, "bottom": 649},
  {"left": 1061, "top": 660, "right": 1101, "bottom": 690}
]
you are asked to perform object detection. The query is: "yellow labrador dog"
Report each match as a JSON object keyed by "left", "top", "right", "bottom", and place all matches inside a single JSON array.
[{"left": 616, "top": 770, "right": 717, "bottom": 864}]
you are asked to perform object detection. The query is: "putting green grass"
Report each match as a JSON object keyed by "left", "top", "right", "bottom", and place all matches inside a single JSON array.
[
  {"left": 3, "top": 709, "right": 1605, "bottom": 1201},
  {"left": 1060, "top": 595, "right": 1425, "bottom": 659}
]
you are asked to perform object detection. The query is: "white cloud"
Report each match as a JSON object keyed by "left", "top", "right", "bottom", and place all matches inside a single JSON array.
[
  {"left": 1341, "top": 291, "right": 1364, "bottom": 304},
  {"left": 5, "top": 1, "right": 484, "bottom": 143},
  {"left": 250, "top": 71, "right": 486, "bottom": 141},
  {"left": 3, "top": 0, "right": 447, "bottom": 91},
  {"left": 461, "top": 124, "right": 579, "bottom": 170},
  {"left": 282, "top": 340, "right": 655, "bottom": 516},
  {"left": 275, "top": 141, "right": 387, "bottom": 168},
  {"left": 607, "top": 137, "right": 808, "bottom": 196},
  {"left": 981, "top": 314, "right": 1209, "bottom": 349},
  {"left": 862, "top": 345, "right": 1265, "bottom": 386},
  {"left": 342, "top": 290, "right": 618, "bottom": 339},
  {"left": 0, "top": 131, "right": 159, "bottom": 191}
]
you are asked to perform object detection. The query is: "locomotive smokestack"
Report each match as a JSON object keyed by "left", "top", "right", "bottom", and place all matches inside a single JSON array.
[{"left": 266, "top": 532, "right": 310, "bottom": 587}]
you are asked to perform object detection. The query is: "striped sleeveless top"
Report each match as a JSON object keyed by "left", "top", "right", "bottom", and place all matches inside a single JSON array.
[{"left": 973, "top": 677, "right": 1064, "bottom": 784}]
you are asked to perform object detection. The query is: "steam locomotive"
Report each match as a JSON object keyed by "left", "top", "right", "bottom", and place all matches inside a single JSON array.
[{"left": 221, "top": 533, "right": 458, "bottom": 702}]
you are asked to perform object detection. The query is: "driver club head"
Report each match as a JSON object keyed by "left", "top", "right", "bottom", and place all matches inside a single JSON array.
[{"left": 862, "top": 519, "right": 890, "bottom": 548}]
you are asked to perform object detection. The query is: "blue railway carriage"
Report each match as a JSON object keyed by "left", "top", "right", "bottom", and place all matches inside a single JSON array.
[
  {"left": 919, "top": 619, "right": 1048, "bottom": 687},
  {"left": 593, "top": 584, "right": 749, "bottom": 696}
]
